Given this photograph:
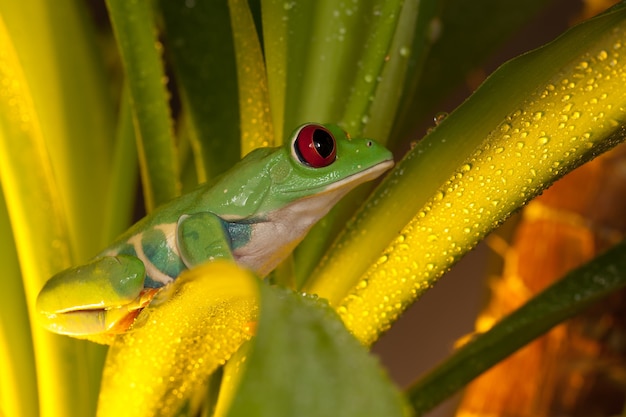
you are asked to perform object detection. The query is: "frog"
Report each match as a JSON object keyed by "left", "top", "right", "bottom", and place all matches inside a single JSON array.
[{"left": 36, "top": 123, "right": 394, "bottom": 343}]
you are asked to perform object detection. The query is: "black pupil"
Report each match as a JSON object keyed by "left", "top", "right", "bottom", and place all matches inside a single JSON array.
[{"left": 313, "top": 129, "right": 334, "bottom": 158}]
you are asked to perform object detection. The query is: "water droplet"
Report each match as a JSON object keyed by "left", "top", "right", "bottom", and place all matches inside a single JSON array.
[
  {"left": 533, "top": 111, "right": 543, "bottom": 120},
  {"left": 433, "top": 112, "right": 448, "bottom": 125},
  {"left": 537, "top": 136, "right": 550, "bottom": 145},
  {"left": 364, "top": 74, "right": 374, "bottom": 83},
  {"left": 516, "top": 141, "right": 525, "bottom": 149},
  {"left": 399, "top": 46, "right": 410, "bottom": 57},
  {"left": 597, "top": 50, "right": 608, "bottom": 61}
]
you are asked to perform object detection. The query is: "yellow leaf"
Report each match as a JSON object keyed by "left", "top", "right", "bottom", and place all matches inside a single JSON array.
[
  {"left": 98, "top": 261, "right": 259, "bottom": 417},
  {"left": 229, "top": 0, "right": 274, "bottom": 154}
]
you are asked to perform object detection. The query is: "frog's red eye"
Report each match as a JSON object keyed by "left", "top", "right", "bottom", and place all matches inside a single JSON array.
[{"left": 294, "top": 124, "right": 337, "bottom": 168}]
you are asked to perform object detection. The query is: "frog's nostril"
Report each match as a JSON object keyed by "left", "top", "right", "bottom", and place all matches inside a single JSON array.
[{"left": 366, "top": 140, "right": 373, "bottom": 147}]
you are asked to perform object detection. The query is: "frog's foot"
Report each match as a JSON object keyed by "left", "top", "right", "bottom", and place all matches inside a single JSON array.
[{"left": 36, "top": 255, "right": 151, "bottom": 342}]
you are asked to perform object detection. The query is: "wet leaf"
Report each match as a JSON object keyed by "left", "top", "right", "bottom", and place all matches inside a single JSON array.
[
  {"left": 224, "top": 286, "right": 409, "bottom": 417},
  {"left": 98, "top": 262, "right": 258, "bottom": 417},
  {"left": 307, "top": 4, "right": 626, "bottom": 345}
]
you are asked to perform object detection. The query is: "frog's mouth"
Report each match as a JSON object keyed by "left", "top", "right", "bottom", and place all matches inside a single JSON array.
[{"left": 322, "top": 158, "right": 394, "bottom": 193}]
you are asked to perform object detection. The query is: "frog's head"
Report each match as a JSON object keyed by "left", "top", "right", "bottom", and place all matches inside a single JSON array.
[
  {"left": 261, "top": 123, "right": 394, "bottom": 214},
  {"left": 215, "top": 123, "right": 394, "bottom": 276},
  {"left": 213, "top": 123, "right": 393, "bottom": 223}
]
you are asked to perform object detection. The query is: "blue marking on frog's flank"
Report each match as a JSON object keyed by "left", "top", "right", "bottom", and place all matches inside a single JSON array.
[
  {"left": 141, "top": 228, "right": 186, "bottom": 278},
  {"left": 226, "top": 221, "right": 253, "bottom": 250},
  {"left": 144, "top": 275, "right": 167, "bottom": 288}
]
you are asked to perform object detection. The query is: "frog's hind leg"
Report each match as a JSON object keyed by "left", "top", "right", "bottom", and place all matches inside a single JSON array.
[{"left": 36, "top": 255, "right": 152, "bottom": 339}]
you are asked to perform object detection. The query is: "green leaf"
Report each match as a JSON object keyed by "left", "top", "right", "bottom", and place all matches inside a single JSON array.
[
  {"left": 363, "top": 0, "right": 436, "bottom": 143},
  {"left": 103, "top": 84, "right": 139, "bottom": 242},
  {"left": 262, "top": 0, "right": 403, "bottom": 141},
  {"left": 226, "top": 285, "right": 409, "bottom": 417},
  {"left": 159, "top": 0, "right": 241, "bottom": 181},
  {"left": 407, "top": 237, "right": 626, "bottom": 415},
  {"left": 391, "top": 0, "right": 551, "bottom": 145},
  {"left": 106, "top": 0, "right": 180, "bottom": 210}
]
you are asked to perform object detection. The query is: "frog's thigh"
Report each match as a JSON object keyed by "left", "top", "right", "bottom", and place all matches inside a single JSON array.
[
  {"left": 176, "top": 212, "right": 234, "bottom": 268},
  {"left": 37, "top": 255, "right": 146, "bottom": 318}
]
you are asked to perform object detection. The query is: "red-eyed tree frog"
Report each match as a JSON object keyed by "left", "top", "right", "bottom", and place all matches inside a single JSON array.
[{"left": 36, "top": 123, "right": 393, "bottom": 343}]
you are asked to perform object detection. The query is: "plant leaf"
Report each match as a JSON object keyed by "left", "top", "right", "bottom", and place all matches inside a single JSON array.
[
  {"left": 229, "top": 0, "right": 275, "bottom": 155},
  {"left": 159, "top": 0, "right": 241, "bottom": 181},
  {"left": 0, "top": 0, "right": 116, "bottom": 259},
  {"left": 103, "top": 84, "right": 139, "bottom": 242},
  {"left": 0, "top": 189, "right": 37, "bottom": 417},
  {"left": 224, "top": 285, "right": 409, "bottom": 417},
  {"left": 106, "top": 0, "right": 180, "bottom": 210},
  {"left": 97, "top": 262, "right": 258, "bottom": 417},
  {"left": 391, "top": 0, "right": 552, "bottom": 145},
  {"left": 0, "top": 14, "right": 101, "bottom": 417},
  {"left": 262, "top": 0, "right": 403, "bottom": 140},
  {"left": 307, "top": 4, "right": 626, "bottom": 345}
]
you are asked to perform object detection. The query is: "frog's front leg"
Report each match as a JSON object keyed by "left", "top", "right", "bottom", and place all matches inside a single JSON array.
[
  {"left": 36, "top": 255, "right": 154, "bottom": 339},
  {"left": 176, "top": 212, "right": 235, "bottom": 268}
]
